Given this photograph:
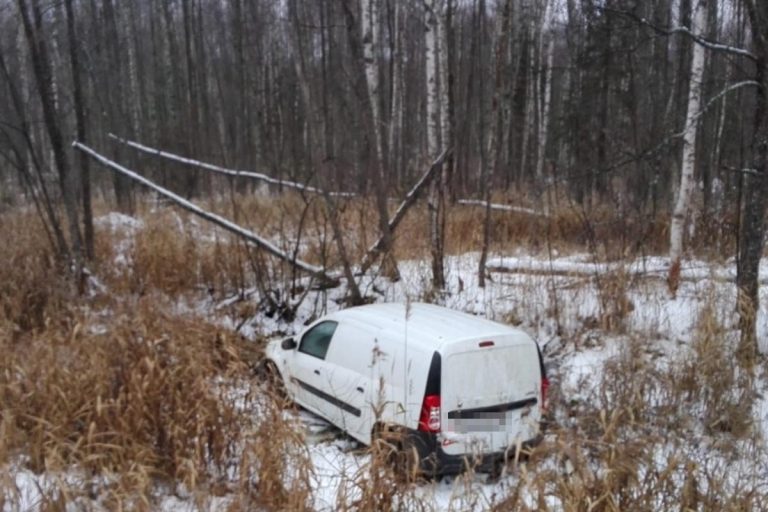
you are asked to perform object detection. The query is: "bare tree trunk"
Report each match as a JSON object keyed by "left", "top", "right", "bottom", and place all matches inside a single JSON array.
[
  {"left": 425, "top": 0, "right": 441, "bottom": 159},
  {"left": 425, "top": 0, "right": 445, "bottom": 290},
  {"left": 340, "top": 0, "right": 400, "bottom": 280},
  {"left": 64, "top": 0, "right": 93, "bottom": 261},
  {"left": 479, "top": 0, "right": 511, "bottom": 288},
  {"left": 289, "top": 0, "right": 363, "bottom": 303},
  {"left": 737, "top": 0, "right": 768, "bottom": 356},
  {"left": 388, "top": 0, "right": 404, "bottom": 184},
  {"left": 359, "top": 149, "right": 450, "bottom": 275},
  {"left": 535, "top": 0, "right": 554, "bottom": 184},
  {"left": 668, "top": 0, "right": 708, "bottom": 296},
  {"left": 0, "top": 35, "right": 68, "bottom": 255},
  {"left": 17, "top": 0, "right": 83, "bottom": 282}
]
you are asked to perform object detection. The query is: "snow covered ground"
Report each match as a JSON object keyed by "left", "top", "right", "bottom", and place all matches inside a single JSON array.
[{"left": 5, "top": 211, "right": 768, "bottom": 511}]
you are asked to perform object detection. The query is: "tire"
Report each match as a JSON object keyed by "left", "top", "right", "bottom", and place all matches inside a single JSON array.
[{"left": 371, "top": 424, "right": 424, "bottom": 483}]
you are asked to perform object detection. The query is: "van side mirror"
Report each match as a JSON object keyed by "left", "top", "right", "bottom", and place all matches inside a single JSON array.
[{"left": 281, "top": 337, "right": 297, "bottom": 350}]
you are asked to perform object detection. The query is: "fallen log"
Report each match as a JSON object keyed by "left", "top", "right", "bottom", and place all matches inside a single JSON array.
[
  {"left": 486, "top": 257, "right": 768, "bottom": 285},
  {"left": 457, "top": 199, "right": 547, "bottom": 217},
  {"left": 74, "top": 141, "right": 340, "bottom": 287},
  {"left": 107, "top": 133, "right": 355, "bottom": 198}
]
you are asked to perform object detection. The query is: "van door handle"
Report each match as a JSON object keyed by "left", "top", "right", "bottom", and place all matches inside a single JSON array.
[
  {"left": 313, "top": 369, "right": 321, "bottom": 375},
  {"left": 356, "top": 386, "right": 364, "bottom": 393}
]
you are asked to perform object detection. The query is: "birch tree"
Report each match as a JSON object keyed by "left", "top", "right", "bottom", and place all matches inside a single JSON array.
[
  {"left": 350, "top": 0, "right": 400, "bottom": 280},
  {"left": 668, "top": 0, "right": 708, "bottom": 296},
  {"left": 535, "top": 0, "right": 554, "bottom": 183},
  {"left": 425, "top": 0, "right": 445, "bottom": 290}
]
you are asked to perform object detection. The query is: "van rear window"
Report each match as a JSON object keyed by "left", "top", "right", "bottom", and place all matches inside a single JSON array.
[{"left": 299, "top": 321, "right": 338, "bottom": 359}]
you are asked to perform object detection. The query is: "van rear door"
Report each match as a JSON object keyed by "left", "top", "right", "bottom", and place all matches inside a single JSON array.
[{"left": 440, "top": 335, "right": 542, "bottom": 457}]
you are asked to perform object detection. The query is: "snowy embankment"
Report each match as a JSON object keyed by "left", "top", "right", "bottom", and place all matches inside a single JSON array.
[
  {"left": 6, "top": 211, "right": 768, "bottom": 511},
  {"left": 210, "top": 246, "right": 768, "bottom": 510}
]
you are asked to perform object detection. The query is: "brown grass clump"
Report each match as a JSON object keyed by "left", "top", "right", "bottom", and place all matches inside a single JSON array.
[
  {"left": 231, "top": 393, "right": 313, "bottom": 511},
  {"left": 96, "top": 210, "right": 253, "bottom": 300},
  {"left": 0, "top": 212, "right": 70, "bottom": 338},
  {"left": 678, "top": 299, "right": 755, "bottom": 437},
  {"left": 0, "top": 301, "right": 252, "bottom": 504}
]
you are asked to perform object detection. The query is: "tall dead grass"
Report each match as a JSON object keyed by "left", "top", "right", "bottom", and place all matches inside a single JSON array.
[
  {"left": 0, "top": 211, "right": 312, "bottom": 509},
  {"left": 0, "top": 198, "right": 763, "bottom": 510}
]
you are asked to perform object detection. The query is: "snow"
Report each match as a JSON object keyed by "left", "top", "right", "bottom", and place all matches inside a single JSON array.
[
  {"left": 8, "top": 210, "right": 768, "bottom": 510},
  {"left": 76, "top": 142, "right": 334, "bottom": 279},
  {"left": 94, "top": 211, "right": 145, "bottom": 232}
]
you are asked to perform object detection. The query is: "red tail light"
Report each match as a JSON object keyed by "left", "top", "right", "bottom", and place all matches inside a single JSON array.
[
  {"left": 418, "top": 394, "right": 441, "bottom": 433},
  {"left": 541, "top": 378, "right": 550, "bottom": 411}
]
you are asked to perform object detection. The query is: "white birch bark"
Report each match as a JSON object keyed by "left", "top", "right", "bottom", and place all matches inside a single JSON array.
[
  {"left": 108, "top": 133, "right": 354, "bottom": 197},
  {"left": 520, "top": 21, "right": 535, "bottom": 179},
  {"left": 425, "top": 0, "right": 444, "bottom": 289},
  {"left": 50, "top": 3, "right": 62, "bottom": 115},
  {"left": 438, "top": 0, "right": 452, "bottom": 152},
  {"left": 425, "top": 0, "right": 440, "bottom": 157},
  {"left": 388, "top": 0, "right": 403, "bottom": 179},
  {"left": 535, "top": 0, "right": 554, "bottom": 182},
  {"left": 669, "top": 0, "right": 708, "bottom": 293}
]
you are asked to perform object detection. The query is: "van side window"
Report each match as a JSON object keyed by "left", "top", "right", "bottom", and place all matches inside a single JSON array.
[{"left": 299, "top": 321, "right": 338, "bottom": 359}]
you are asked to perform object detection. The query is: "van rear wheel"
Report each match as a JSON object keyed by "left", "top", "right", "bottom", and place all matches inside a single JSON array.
[{"left": 371, "top": 424, "right": 424, "bottom": 483}]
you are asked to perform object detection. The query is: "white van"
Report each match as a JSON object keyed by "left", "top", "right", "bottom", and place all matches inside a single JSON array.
[{"left": 264, "top": 302, "right": 548, "bottom": 474}]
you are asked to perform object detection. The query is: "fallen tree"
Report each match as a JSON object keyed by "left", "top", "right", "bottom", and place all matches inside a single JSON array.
[
  {"left": 107, "top": 133, "right": 355, "bottom": 198},
  {"left": 456, "top": 199, "right": 547, "bottom": 217},
  {"left": 358, "top": 148, "right": 451, "bottom": 275},
  {"left": 101, "top": 133, "right": 450, "bottom": 284},
  {"left": 74, "top": 141, "right": 340, "bottom": 288},
  {"left": 486, "top": 256, "right": 768, "bottom": 285}
]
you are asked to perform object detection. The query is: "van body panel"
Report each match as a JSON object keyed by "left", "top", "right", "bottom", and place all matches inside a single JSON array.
[
  {"left": 264, "top": 303, "right": 545, "bottom": 473},
  {"left": 440, "top": 335, "right": 542, "bottom": 456}
]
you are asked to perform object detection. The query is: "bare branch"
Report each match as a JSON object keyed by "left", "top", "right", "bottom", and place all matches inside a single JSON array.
[
  {"left": 604, "top": 8, "right": 757, "bottom": 61},
  {"left": 74, "top": 141, "right": 340, "bottom": 287},
  {"left": 107, "top": 133, "right": 356, "bottom": 198},
  {"left": 672, "top": 80, "right": 760, "bottom": 138}
]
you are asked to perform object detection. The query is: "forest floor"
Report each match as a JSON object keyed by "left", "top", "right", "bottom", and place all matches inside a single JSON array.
[{"left": 2, "top": 200, "right": 768, "bottom": 511}]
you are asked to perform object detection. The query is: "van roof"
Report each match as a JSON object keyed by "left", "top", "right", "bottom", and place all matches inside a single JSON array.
[{"left": 326, "top": 302, "right": 531, "bottom": 351}]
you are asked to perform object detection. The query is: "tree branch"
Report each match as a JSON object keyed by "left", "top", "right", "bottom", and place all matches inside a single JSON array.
[
  {"left": 107, "top": 133, "right": 355, "bottom": 198},
  {"left": 604, "top": 7, "right": 757, "bottom": 62},
  {"left": 74, "top": 141, "right": 340, "bottom": 287}
]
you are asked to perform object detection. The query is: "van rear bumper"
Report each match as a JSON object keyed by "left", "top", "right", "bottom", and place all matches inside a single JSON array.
[{"left": 403, "top": 430, "right": 543, "bottom": 476}]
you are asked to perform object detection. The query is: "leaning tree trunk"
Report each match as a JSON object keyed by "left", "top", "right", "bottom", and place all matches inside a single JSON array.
[{"left": 668, "top": 0, "right": 708, "bottom": 296}]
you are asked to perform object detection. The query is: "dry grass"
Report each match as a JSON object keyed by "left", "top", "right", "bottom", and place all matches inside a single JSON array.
[
  {"left": 0, "top": 197, "right": 764, "bottom": 510},
  {"left": 0, "top": 301, "right": 252, "bottom": 502}
]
